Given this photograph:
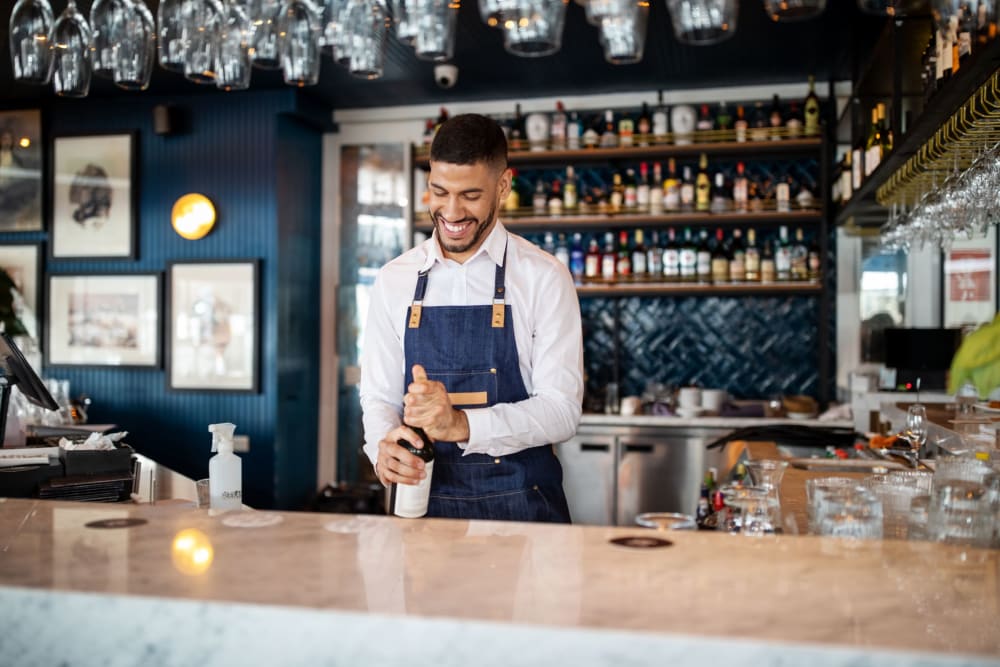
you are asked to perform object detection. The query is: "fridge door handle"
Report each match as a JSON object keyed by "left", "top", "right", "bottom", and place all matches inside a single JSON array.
[
  {"left": 623, "top": 443, "right": 654, "bottom": 454},
  {"left": 580, "top": 443, "right": 611, "bottom": 452}
]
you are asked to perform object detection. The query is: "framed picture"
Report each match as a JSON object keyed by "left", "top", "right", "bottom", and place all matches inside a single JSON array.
[
  {"left": 0, "top": 110, "right": 43, "bottom": 232},
  {"left": 50, "top": 132, "right": 138, "bottom": 260},
  {"left": 942, "top": 226, "right": 998, "bottom": 329},
  {"left": 0, "top": 242, "right": 42, "bottom": 341},
  {"left": 46, "top": 273, "right": 160, "bottom": 367},
  {"left": 167, "top": 260, "right": 260, "bottom": 392}
]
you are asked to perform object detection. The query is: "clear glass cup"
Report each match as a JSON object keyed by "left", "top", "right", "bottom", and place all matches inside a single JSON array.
[
  {"left": 157, "top": 0, "right": 188, "bottom": 72},
  {"left": 9, "top": 0, "right": 54, "bottom": 84},
  {"left": 88, "top": 0, "right": 128, "bottom": 78},
  {"left": 604, "top": 382, "right": 620, "bottom": 415},
  {"left": 112, "top": 0, "right": 156, "bottom": 91},
  {"left": 904, "top": 403, "right": 928, "bottom": 459},
  {"left": 340, "top": 0, "right": 389, "bottom": 79},
  {"left": 805, "top": 476, "right": 857, "bottom": 533},
  {"left": 635, "top": 512, "right": 697, "bottom": 531},
  {"left": 502, "top": 0, "right": 566, "bottom": 58},
  {"left": 216, "top": 0, "right": 253, "bottom": 91},
  {"left": 50, "top": 0, "right": 93, "bottom": 98},
  {"left": 413, "top": 0, "right": 459, "bottom": 62},
  {"left": 248, "top": 0, "right": 283, "bottom": 69},
  {"left": 814, "top": 487, "right": 883, "bottom": 540},
  {"left": 927, "top": 480, "right": 992, "bottom": 547},
  {"left": 864, "top": 478, "right": 923, "bottom": 540},
  {"left": 278, "top": 0, "right": 322, "bottom": 86},
  {"left": 664, "top": 0, "right": 738, "bottom": 46},
  {"left": 318, "top": 0, "right": 349, "bottom": 55},
  {"left": 183, "top": 0, "right": 223, "bottom": 84},
  {"left": 934, "top": 455, "right": 994, "bottom": 486},
  {"left": 716, "top": 484, "right": 775, "bottom": 535},
  {"left": 598, "top": 0, "right": 649, "bottom": 65},
  {"left": 907, "top": 494, "right": 930, "bottom": 541}
]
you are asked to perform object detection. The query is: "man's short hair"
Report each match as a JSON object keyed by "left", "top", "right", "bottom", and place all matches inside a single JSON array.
[{"left": 429, "top": 114, "right": 508, "bottom": 172}]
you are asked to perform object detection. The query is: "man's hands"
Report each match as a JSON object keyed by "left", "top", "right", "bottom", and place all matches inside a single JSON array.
[
  {"left": 375, "top": 424, "right": 428, "bottom": 487},
  {"left": 404, "top": 364, "right": 469, "bottom": 443}
]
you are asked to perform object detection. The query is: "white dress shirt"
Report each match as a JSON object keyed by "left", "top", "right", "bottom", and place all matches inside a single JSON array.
[{"left": 360, "top": 221, "right": 584, "bottom": 464}]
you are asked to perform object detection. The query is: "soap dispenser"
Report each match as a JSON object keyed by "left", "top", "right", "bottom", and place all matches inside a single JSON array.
[{"left": 208, "top": 422, "right": 241, "bottom": 511}]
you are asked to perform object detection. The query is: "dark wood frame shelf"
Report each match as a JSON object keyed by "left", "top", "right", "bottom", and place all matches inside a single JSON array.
[{"left": 575, "top": 281, "right": 823, "bottom": 297}]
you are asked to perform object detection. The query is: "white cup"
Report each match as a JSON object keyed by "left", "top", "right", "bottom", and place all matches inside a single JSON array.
[
  {"left": 620, "top": 396, "right": 642, "bottom": 416},
  {"left": 702, "top": 389, "right": 727, "bottom": 415},
  {"left": 678, "top": 387, "right": 701, "bottom": 409}
]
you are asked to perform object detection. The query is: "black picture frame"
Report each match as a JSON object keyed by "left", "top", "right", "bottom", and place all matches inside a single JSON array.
[
  {"left": 166, "top": 259, "right": 261, "bottom": 393},
  {"left": 0, "top": 109, "right": 44, "bottom": 232},
  {"left": 45, "top": 272, "right": 161, "bottom": 368},
  {"left": 0, "top": 241, "right": 43, "bottom": 345},
  {"left": 49, "top": 131, "right": 139, "bottom": 260}
]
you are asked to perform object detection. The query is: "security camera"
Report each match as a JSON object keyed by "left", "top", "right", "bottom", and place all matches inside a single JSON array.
[{"left": 434, "top": 64, "right": 458, "bottom": 89}]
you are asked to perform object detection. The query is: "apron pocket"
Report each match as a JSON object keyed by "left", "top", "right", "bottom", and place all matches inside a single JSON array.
[{"left": 425, "top": 368, "right": 497, "bottom": 408}]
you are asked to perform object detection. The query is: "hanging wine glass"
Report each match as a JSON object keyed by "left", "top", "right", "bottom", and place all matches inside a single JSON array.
[
  {"left": 389, "top": 0, "right": 418, "bottom": 44},
  {"left": 9, "top": 0, "right": 55, "bottom": 84},
  {"left": 157, "top": 0, "right": 188, "bottom": 72},
  {"left": 665, "top": 0, "right": 738, "bottom": 45},
  {"left": 344, "top": 0, "right": 389, "bottom": 79},
  {"left": 217, "top": 0, "right": 253, "bottom": 90},
  {"left": 761, "top": 0, "right": 825, "bottom": 21},
  {"left": 89, "top": 0, "right": 128, "bottom": 78},
  {"left": 247, "top": 0, "right": 282, "bottom": 69},
  {"left": 50, "top": 0, "right": 93, "bottom": 98},
  {"left": 113, "top": 0, "right": 156, "bottom": 90},
  {"left": 599, "top": 0, "right": 648, "bottom": 65},
  {"left": 503, "top": 0, "right": 567, "bottom": 57},
  {"left": 278, "top": 0, "right": 321, "bottom": 86},
  {"left": 184, "top": 0, "right": 224, "bottom": 84},
  {"left": 413, "top": 0, "right": 459, "bottom": 61},
  {"left": 318, "top": 0, "right": 349, "bottom": 60},
  {"left": 478, "top": 0, "right": 519, "bottom": 26}
]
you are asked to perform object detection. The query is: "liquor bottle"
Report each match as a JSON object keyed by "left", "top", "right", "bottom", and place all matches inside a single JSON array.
[
  {"left": 716, "top": 101, "right": 732, "bottom": 131},
  {"left": 548, "top": 180, "right": 563, "bottom": 215},
  {"left": 624, "top": 168, "right": 638, "bottom": 209},
  {"left": 680, "top": 165, "right": 695, "bottom": 212},
  {"left": 864, "top": 106, "right": 882, "bottom": 177},
  {"left": 760, "top": 238, "right": 776, "bottom": 283},
  {"left": 511, "top": 103, "right": 524, "bottom": 150},
  {"left": 729, "top": 228, "right": 746, "bottom": 283},
  {"left": 663, "top": 158, "right": 681, "bottom": 212},
  {"left": 696, "top": 103, "right": 714, "bottom": 132},
  {"left": 807, "top": 233, "right": 822, "bottom": 282},
  {"left": 710, "top": 172, "right": 731, "bottom": 214},
  {"left": 550, "top": 101, "right": 567, "bottom": 150},
  {"left": 851, "top": 133, "right": 864, "bottom": 193},
  {"left": 745, "top": 228, "right": 761, "bottom": 282},
  {"left": 652, "top": 90, "right": 669, "bottom": 138},
  {"left": 637, "top": 162, "right": 651, "bottom": 211},
  {"left": 838, "top": 152, "right": 853, "bottom": 203},
  {"left": 695, "top": 154, "right": 711, "bottom": 213},
  {"left": 542, "top": 231, "right": 556, "bottom": 255},
  {"left": 678, "top": 228, "right": 697, "bottom": 283},
  {"left": 582, "top": 115, "right": 600, "bottom": 149},
  {"left": 733, "top": 162, "right": 748, "bottom": 212},
  {"left": 570, "top": 232, "right": 586, "bottom": 283},
  {"left": 600, "top": 110, "right": 618, "bottom": 147},
  {"left": 748, "top": 179, "right": 764, "bottom": 212},
  {"left": 554, "top": 232, "right": 570, "bottom": 269},
  {"left": 734, "top": 104, "right": 748, "bottom": 142},
  {"left": 616, "top": 230, "right": 632, "bottom": 280},
  {"left": 796, "top": 179, "right": 816, "bottom": 210},
  {"left": 647, "top": 230, "right": 663, "bottom": 278},
  {"left": 790, "top": 227, "right": 808, "bottom": 281},
  {"left": 663, "top": 228, "right": 680, "bottom": 282},
  {"left": 505, "top": 168, "right": 521, "bottom": 211},
  {"left": 650, "top": 162, "right": 663, "bottom": 213},
  {"left": 391, "top": 425, "right": 435, "bottom": 518},
  {"left": 696, "top": 229, "right": 712, "bottom": 284},
  {"left": 601, "top": 232, "right": 616, "bottom": 281},
  {"left": 775, "top": 174, "right": 791, "bottom": 213},
  {"left": 804, "top": 75, "right": 821, "bottom": 136},
  {"left": 750, "top": 101, "right": 769, "bottom": 141},
  {"left": 585, "top": 236, "right": 601, "bottom": 281},
  {"left": 631, "top": 229, "right": 648, "bottom": 280},
  {"left": 768, "top": 94, "right": 783, "bottom": 140},
  {"left": 637, "top": 102, "right": 652, "bottom": 146},
  {"left": 422, "top": 118, "right": 435, "bottom": 145},
  {"left": 563, "top": 166, "right": 578, "bottom": 210},
  {"left": 879, "top": 102, "right": 893, "bottom": 155},
  {"left": 786, "top": 101, "right": 803, "bottom": 138},
  {"left": 775, "top": 226, "right": 792, "bottom": 281},
  {"left": 618, "top": 111, "right": 635, "bottom": 147},
  {"left": 567, "top": 111, "right": 582, "bottom": 150},
  {"left": 710, "top": 228, "right": 730, "bottom": 284},
  {"left": 533, "top": 179, "right": 547, "bottom": 214},
  {"left": 610, "top": 172, "right": 625, "bottom": 211},
  {"left": 958, "top": 2, "right": 973, "bottom": 60}
]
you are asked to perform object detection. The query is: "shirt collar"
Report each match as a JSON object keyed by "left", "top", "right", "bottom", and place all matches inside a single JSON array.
[{"left": 421, "top": 220, "right": 508, "bottom": 272}]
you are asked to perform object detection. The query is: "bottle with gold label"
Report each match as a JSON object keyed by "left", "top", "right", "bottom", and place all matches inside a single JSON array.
[
  {"left": 744, "top": 228, "right": 760, "bottom": 282},
  {"left": 610, "top": 172, "right": 625, "bottom": 212},
  {"left": 695, "top": 153, "right": 711, "bottom": 213},
  {"left": 804, "top": 75, "right": 821, "bottom": 136}
]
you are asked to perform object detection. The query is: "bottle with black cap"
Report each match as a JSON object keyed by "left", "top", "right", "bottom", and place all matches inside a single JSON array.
[{"left": 390, "top": 425, "right": 435, "bottom": 518}]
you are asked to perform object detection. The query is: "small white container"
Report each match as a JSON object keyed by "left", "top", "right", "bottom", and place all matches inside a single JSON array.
[{"left": 678, "top": 387, "right": 701, "bottom": 409}]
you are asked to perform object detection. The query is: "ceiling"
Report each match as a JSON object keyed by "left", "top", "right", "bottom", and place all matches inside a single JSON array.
[{"left": 0, "top": 1, "right": 894, "bottom": 110}]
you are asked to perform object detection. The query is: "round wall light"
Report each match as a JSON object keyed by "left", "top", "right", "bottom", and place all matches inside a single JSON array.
[{"left": 171, "top": 193, "right": 216, "bottom": 240}]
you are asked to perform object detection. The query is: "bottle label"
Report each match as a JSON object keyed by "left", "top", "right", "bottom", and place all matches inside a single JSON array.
[
  {"left": 664, "top": 249, "right": 681, "bottom": 276},
  {"left": 776, "top": 183, "right": 790, "bottom": 212},
  {"left": 632, "top": 252, "right": 647, "bottom": 276},
  {"left": 711, "top": 258, "right": 729, "bottom": 283},
  {"left": 745, "top": 250, "right": 760, "bottom": 279},
  {"left": 585, "top": 255, "right": 600, "bottom": 278},
  {"left": 729, "top": 256, "right": 746, "bottom": 282},
  {"left": 664, "top": 186, "right": 680, "bottom": 210},
  {"left": 678, "top": 249, "right": 695, "bottom": 276},
  {"left": 394, "top": 461, "right": 434, "bottom": 518},
  {"left": 697, "top": 251, "right": 711, "bottom": 277},
  {"left": 602, "top": 256, "right": 616, "bottom": 280}
]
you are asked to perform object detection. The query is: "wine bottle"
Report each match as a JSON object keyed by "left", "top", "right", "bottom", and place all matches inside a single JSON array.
[
  {"left": 710, "top": 228, "right": 730, "bottom": 284},
  {"left": 745, "top": 228, "right": 761, "bottom": 282},
  {"left": 663, "top": 228, "right": 681, "bottom": 282},
  {"left": 804, "top": 74, "right": 821, "bottom": 137},
  {"left": 695, "top": 154, "right": 711, "bottom": 213},
  {"left": 391, "top": 426, "right": 435, "bottom": 518}
]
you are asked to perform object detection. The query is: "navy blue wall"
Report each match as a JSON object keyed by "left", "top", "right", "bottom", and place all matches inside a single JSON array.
[{"left": 0, "top": 89, "right": 324, "bottom": 509}]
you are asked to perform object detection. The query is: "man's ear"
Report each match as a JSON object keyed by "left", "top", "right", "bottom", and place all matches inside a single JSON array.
[{"left": 497, "top": 167, "right": 512, "bottom": 204}]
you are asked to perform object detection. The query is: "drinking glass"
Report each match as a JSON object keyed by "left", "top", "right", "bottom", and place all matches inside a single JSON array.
[
  {"left": 412, "top": 0, "right": 459, "bottom": 62},
  {"left": 814, "top": 487, "right": 883, "bottom": 540},
  {"left": 761, "top": 0, "right": 825, "bottom": 21},
  {"left": 716, "top": 484, "right": 774, "bottom": 535},
  {"left": 598, "top": 0, "right": 648, "bottom": 65},
  {"left": 216, "top": 0, "right": 253, "bottom": 91},
  {"left": 744, "top": 459, "right": 787, "bottom": 524},
  {"left": 157, "top": 0, "right": 188, "bottom": 72},
  {"left": 89, "top": 0, "right": 128, "bottom": 78},
  {"left": 635, "top": 512, "right": 697, "bottom": 530},
  {"left": 9, "top": 0, "right": 54, "bottom": 84},
  {"left": 502, "top": 0, "right": 566, "bottom": 57},
  {"left": 664, "top": 0, "right": 738, "bottom": 46},
  {"left": 907, "top": 494, "right": 930, "bottom": 541},
  {"left": 278, "top": 0, "right": 321, "bottom": 86},
  {"left": 805, "top": 476, "right": 856, "bottom": 532},
  {"left": 183, "top": 0, "right": 224, "bottom": 84},
  {"left": 927, "top": 480, "right": 992, "bottom": 547},
  {"left": 340, "top": 0, "right": 389, "bottom": 79},
  {"left": 904, "top": 404, "right": 928, "bottom": 459},
  {"left": 50, "top": 0, "right": 93, "bottom": 98},
  {"left": 863, "top": 476, "right": 923, "bottom": 540},
  {"left": 112, "top": 0, "right": 156, "bottom": 91},
  {"left": 247, "top": 0, "right": 282, "bottom": 69}
]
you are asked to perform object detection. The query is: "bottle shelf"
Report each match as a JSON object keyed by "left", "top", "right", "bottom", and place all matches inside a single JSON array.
[
  {"left": 575, "top": 281, "right": 822, "bottom": 297},
  {"left": 413, "top": 208, "right": 823, "bottom": 233},
  {"left": 413, "top": 135, "right": 823, "bottom": 169}
]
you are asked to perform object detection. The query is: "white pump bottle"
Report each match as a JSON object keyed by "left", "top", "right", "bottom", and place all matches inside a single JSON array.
[{"left": 208, "top": 422, "right": 242, "bottom": 511}]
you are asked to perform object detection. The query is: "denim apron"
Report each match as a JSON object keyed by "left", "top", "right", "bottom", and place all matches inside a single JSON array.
[{"left": 403, "top": 241, "right": 572, "bottom": 523}]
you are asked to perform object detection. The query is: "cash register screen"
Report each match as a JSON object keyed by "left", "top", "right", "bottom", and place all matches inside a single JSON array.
[
  {"left": 0, "top": 333, "right": 57, "bottom": 410},
  {"left": 884, "top": 328, "right": 962, "bottom": 373}
]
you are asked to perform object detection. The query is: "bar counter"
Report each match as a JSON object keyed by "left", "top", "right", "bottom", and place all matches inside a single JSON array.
[{"left": 0, "top": 497, "right": 997, "bottom": 666}]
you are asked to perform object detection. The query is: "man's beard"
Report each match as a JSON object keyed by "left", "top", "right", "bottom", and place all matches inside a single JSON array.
[{"left": 431, "top": 201, "right": 497, "bottom": 256}]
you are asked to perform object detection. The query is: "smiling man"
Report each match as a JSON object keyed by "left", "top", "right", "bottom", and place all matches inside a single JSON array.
[{"left": 360, "top": 113, "right": 583, "bottom": 522}]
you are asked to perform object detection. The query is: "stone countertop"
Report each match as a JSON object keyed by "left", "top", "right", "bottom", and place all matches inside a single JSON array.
[
  {"left": 580, "top": 413, "right": 855, "bottom": 430},
  {"left": 0, "top": 497, "right": 997, "bottom": 666}
]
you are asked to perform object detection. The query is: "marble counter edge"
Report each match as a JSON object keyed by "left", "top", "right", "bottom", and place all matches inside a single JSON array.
[
  {"left": 578, "top": 415, "right": 855, "bottom": 429},
  {"left": 0, "top": 586, "right": 994, "bottom": 667}
]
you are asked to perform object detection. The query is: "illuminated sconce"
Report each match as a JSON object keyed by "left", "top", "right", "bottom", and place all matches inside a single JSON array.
[{"left": 171, "top": 193, "right": 216, "bottom": 240}]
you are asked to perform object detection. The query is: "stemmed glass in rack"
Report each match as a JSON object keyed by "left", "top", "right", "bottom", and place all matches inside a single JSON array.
[{"left": 50, "top": 0, "right": 93, "bottom": 98}]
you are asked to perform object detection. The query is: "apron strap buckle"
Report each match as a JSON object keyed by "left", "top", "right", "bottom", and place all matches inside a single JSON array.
[
  {"left": 408, "top": 303, "right": 423, "bottom": 328},
  {"left": 491, "top": 301, "right": 505, "bottom": 328}
]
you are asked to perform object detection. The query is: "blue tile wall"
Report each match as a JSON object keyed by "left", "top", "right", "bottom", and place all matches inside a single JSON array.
[{"left": 0, "top": 89, "right": 324, "bottom": 509}]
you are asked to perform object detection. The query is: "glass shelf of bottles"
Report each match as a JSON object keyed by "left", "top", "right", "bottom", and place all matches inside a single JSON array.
[
  {"left": 575, "top": 280, "right": 822, "bottom": 297},
  {"left": 413, "top": 130, "right": 822, "bottom": 168}
]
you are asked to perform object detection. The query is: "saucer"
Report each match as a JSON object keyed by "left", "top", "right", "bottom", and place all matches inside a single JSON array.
[{"left": 675, "top": 407, "right": 706, "bottom": 419}]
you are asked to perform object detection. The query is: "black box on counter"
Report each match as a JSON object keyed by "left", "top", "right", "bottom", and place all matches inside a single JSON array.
[
  {"left": 59, "top": 443, "right": 134, "bottom": 477},
  {"left": 0, "top": 460, "right": 64, "bottom": 498}
]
